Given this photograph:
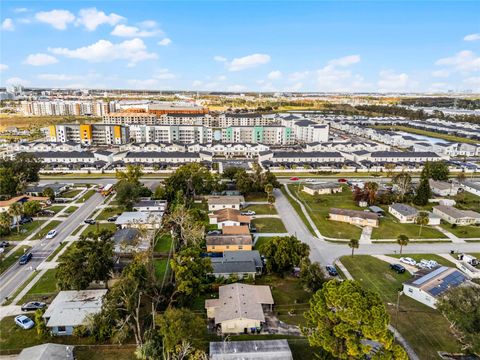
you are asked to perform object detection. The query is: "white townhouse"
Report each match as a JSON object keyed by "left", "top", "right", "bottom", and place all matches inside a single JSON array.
[
  {"left": 187, "top": 143, "right": 270, "bottom": 158},
  {"left": 122, "top": 151, "right": 213, "bottom": 165},
  {"left": 258, "top": 151, "right": 344, "bottom": 164}
]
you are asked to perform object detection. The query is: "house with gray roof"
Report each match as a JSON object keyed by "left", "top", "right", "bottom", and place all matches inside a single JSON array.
[
  {"left": 433, "top": 205, "right": 480, "bottom": 226},
  {"left": 429, "top": 179, "right": 459, "bottom": 197},
  {"left": 210, "top": 250, "right": 263, "bottom": 279},
  {"left": 302, "top": 182, "right": 342, "bottom": 195},
  {"left": 388, "top": 203, "right": 419, "bottom": 223},
  {"left": 113, "top": 228, "right": 149, "bottom": 253},
  {"left": 209, "top": 339, "right": 293, "bottom": 360},
  {"left": 17, "top": 344, "right": 74, "bottom": 360}
]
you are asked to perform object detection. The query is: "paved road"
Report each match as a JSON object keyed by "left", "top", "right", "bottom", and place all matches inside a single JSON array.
[
  {"left": 0, "top": 193, "right": 105, "bottom": 303},
  {"left": 274, "top": 188, "right": 480, "bottom": 264}
]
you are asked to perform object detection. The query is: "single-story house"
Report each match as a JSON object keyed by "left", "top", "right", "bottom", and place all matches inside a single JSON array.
[
  {"left": 403, "top": 266, "right": 467, "bottom": 309},
  {"left": 25, "top": 183, "right": 70, "bottom": 197},
  {"left": 429, "top": 180, "right": 459, "bottom": 197},
  {"left": 206, "top": 234, "right": 253, "bottom": 253},
  {"left": 17, "top": 344, "right": 74, "bottom": 360},
  {"left": 222, "top": 225, "right": 251, "bottom": 235},
  {"left": 205, "top": 283, "right": 274, "bottom": 334},
  {"left": 207, "top": 195, "right": 245, "bottom": 211},
  {"left": 328, "top": 208, "right": 379, "bottom": 227},
  {"left": 210, "top": 250, "right": 263, "bottom": 278},
  {"left": 0, "top": 195, "right": 50, "bottom": 216},
  {"left": 132, "top": 198, "right": 167, "bottom": 213},
  {"left": 461, "top": 181, "right": 480, "bottom": 196},
  {"left": 302, "top": 182, "right": 342, "bottom": 196},
  {"left": 113, "top": 228, "right": 149, "bottom": 253},
  {"left": 115, "top": 211, "right": 162, "bottom": 229},
  {"left": 432, "top": 205, "right": 480, "bottom": 226},
  {"left": 389, "top": 203, "right": 418, "bottom": 223},
  {"left": 43, "top": 289, "right": 108, "bottom": 335},
  {"left": 209, "top": 208, "right": 251, "bottom": 229},
  {"left": 209, "top": 339, "right": 293, "bottom": 360}
]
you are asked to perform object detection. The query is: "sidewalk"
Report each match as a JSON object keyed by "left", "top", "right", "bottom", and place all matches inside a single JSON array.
[{"left": 434, "top": 226, "right": 465, "bottom": 243}]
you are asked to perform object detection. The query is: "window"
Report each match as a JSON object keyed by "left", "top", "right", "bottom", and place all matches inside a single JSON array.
[{"left": 57, "top": 326, "right": 66, "bottom": 333}]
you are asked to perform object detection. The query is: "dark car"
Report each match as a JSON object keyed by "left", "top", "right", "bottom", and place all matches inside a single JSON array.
[
  {"left": 21, "top": 301, "right": 46, "bottom": 312},
  {"left": 250, "top": 226, "right": 257, "bottom": 233},
  {"left": 19, "top": 253, "right": 33, "bottom": 265},
  {"left": 19, "top": 217, "right": 33, "bottom": 225},
  {"left": 390, "top": 263, "right": 406, "bottom": 274},
  {"left": 326, "top": 265, "right": 338, "bottom": 276},
  {"left": 207, "top": 230, "right": 221, "bottom": 235},
  {"left": 107, "top": 216, "right": 118, "bottom": 222},
  {"left": 84, "top": 219, "right": 96, "bottom": 225},
  {"left": 0, "top": 241, "right": 10, "bottom": 248}
]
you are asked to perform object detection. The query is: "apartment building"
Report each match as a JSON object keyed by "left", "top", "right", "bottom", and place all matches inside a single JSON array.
[
  {"left": 129, "top": 125, "right": 212, "bottom": 144},
  {"left": 217, "top": 113, "right": 277, "bottom": 127},
  {"left": 48, "top": 124, "right": 128, "bottom": 145},
  {"left": 103, "top": 112, "right": 158, "bottom": 125},
  {"left": 222, "top": 126, "right": 294, "bottom": 145},
  {"left": 21, "top": 100, "right": 110, "bottom": 116}
]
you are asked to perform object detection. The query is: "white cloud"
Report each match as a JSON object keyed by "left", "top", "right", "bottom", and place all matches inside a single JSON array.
[
  {"left": 217, "top": 75, "right": 227, "bottom": 81},
  {"left": 127, "top": 79, "right": 159, "bottom": 89},
  {"left": 37, "top": 73, "right": 80, "bottom": 81},
  {"left": 227, "top": 84, "right": 247, "bottom": 92},
  {"left": 2, "top": 18, "right": 14, "bottom": 31},
  {"left": 327, "top": 54, "right": 361, "bottom": 67},
  {"left": 154, "top": 69, "right": 175, "bottom": 80},
  {"left": 24, "top": 53, "right": 58, "bottom": 66},
  {"left": 435, "top": 50, "right": 480, "bottom": 73},
  {"left": 285, "top": 82, "right": 304, "bottom": 92},
  {"left": 463, "top": 76, "right": 480, "bottom": 90},
  {"left": 0, "top": 64, "right": 8, "bottom": 72},
  {"left": 214, "top": 56, "right": 227, "bottom": 62},
  {"left": 5, "top": 77, "right": 30, "bottom": 86},
  {"left": 192, "top": 80, "right": 203, "bottom": 87},
  {"left": 427, "top": 82, "right": 448, "bottom": 92},
  {"left": 464, "top": 33, "right": 480, "bottom": 42},
  {"left": 13, "top": 8, "right": 29, "bottom": 13},
  {"left": 431, "top": 69, "right": 450, "bottom": 78},
  {"left": 139, "top": 20, "right": 157, "bottom": 28},
  {"left": 289, "top": 71, "right": 309, "bottom": 81},
  {"left": 267, "top": 70, "right": 282, "bottom": 80},
  {"left": 316, "top": 55, "right": 368, "bottom": 91},
  {"left": 158, "top": 38, "right": 172, "bottom": 46},
  {"left": 227, "top": 53, "right": 271, "bottom": 71},
  {"left": 111, "top": 24, "right": 160, "bottom": 37},
  {"left": 377, "top": 70, "right": 412, "bottom": 92},
  {"left": 35, "top": 10, "right": 75, "bottom": 30},
  {"left": 76, "top": 8, "right": 123, "bottom": 31},
  {"left": 49, "top": 38, "right": 157, "bottom": 66}
]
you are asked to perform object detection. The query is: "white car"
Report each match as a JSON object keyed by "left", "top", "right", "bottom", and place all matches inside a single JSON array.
[
  {"left": 14, "top": 315, "right": 34, "bottom": 330},
  {"left": 241, "top": 211, "right": 256, "bottom": 216},
  {"left": 400, "top": 257, "right": 416, "bottom": 266},
  {"left": 418, "top": 259, "right": 438, "bottom": 269},
  {"left": 45, "top": 230, "right": 58, "bottom": 239}
]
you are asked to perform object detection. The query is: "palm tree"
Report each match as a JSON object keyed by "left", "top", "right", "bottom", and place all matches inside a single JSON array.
[
  {"left": 397, "top": 234, "right": 409, "bottom": 255},
  {"left": 415, "top": 211, "right": 430, "bottom": 237},
  {"left": 364, "top": 182, "right": 379, "bottom": 205},
  {"left": 348, "top": 238, "right": 359, "bottom": 257},
  {"left": 0, "top": 212, "right": 12, "bottom": 234},
  {"left": 8, "top": 202, "right": 24, "bottom": 233}
]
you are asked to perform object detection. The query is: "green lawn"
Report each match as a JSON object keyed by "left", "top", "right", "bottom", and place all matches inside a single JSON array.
[
  {"left": 0, "top": 246, "right": 31, "bottom": 275},
  {"left": 95, "top": 206, "right": 122, "bottom": 220},
  {"left": 341, "top": 255, "right": 461, "bottom": 359},
  {"left": 441, "top": 223, "right": 480, "bottom": 238},
  {"left": 64, "top": 206, "right": 79, "bottom": 214},
  {"left": 372, "top": 212, "right": 445, "bottom": 240},
  {"left": 76, "top": 189, "right": 97, "bottom": 203},
  {"left": 252, "top": 218, "right": 287, "bottom": 233},
  {"left": 4, "top": 220, "right": 46, "bottom": 241},
  {"left": 388, "top": 253, "right": 455, "bottom": 267},
  {"left": 243, "top": 204, "right": 277, "bottom": 215},
  {"left": 46, "top": 242, "right": 68, "bottom": 262},
  {"left": 154, "top": 258, "right": 170, "bottom": 282},
  {"left": 74, "top": 346, "right": 137, "bottom": 360},
  {"left": 254, "top": 237, "right": 271, "bottom": 254},
  {"left": 61, "top": 189, "right": 82, "bottom": 198},
  {"left": 280, "top": 187, "right": 316, "bottom": 237},
  {"left": 19, "top": 269, "right": 58, "bottom": 304},
  {"left": 45, "top": 205, "right": 65, "bottom": 214},
  {"left": 288, "top": 184, "right": 362, "bottom": 239},
  {"left": 245, "top": 192, "right": 268, "bottom": 202},
  {"left": 154, "top": 234, "right": 172, "bottom": 253},
  {"left": 33, "top": 220, "right": 62, "bottom": 240},
  {"left": 455, "top": 191, "right": 480, "bottom": 212},
  {"left": 81, "top": 223, "right": 117, "bottom": 237}
]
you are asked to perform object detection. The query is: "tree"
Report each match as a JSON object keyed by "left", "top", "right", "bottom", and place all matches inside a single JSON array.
[
  {"left": 396, "top": 234, "right": 409, "bottom": 255},
  {"left": 421, "top": 161, "right": 449, "bottom": 181},
  {"left": 165, "top": 206, "right": 205, "bottom": 248},
  {"left": 392, "top": 173, "right": 412, "bottom": 201},
  {"left": 8, "top": 202, "right": 23, "bottom": 233},
  {"left": 348, "top": 238, "right": 359, "bottom": 257},
  {"left": 0, "top": 212, "right": 12, "bottom": 236},
  {"left": 437, "top": 286, "right": 480, "bottom": 353},
  {"left": 303, "top": 280, "right": 408, "bottom": 360},
  {"left": 42, "top": 187, "right": 55, "bottom": 201},
  {"left": 413, "top": 178, "right": 431, "bottom": 206},
  {"left": 34, "top": 308, "right": 48, "bottom": 337},
  {"left": 384, "top": 163, "right": 396, "bottom": 178},
  {"left": 116, "top": 164, "right": 143, "bottom": 185},
  {"left": 300, "top": 259, "right": 326, "bottom": 292},
  {"left": 0, "top": 153, "right": 42, "bottom": 196},
  {"left": 415, "top": 211, "right": 430, "bottom": 237},
  {"left": 156, "top": 307, "right": 205, "bottom": 356},
  {"left": 116, "top": 181, "right": 141, "bottom": 211},
  {"left": 265, "top": 183, "right": 275, "bottom": 208},
  {"left": 456, "top": 172, "right": 466, "bottom": 183},
  {"left": 0, "top": 167, "right": 18, "bottom": 197},
  {"left": 170, "top": 246, "right": 212, "bottom": 305},
  {"left": 364, "top": 181, "right": 379, "bottom": 205},
  {"left": 222, "top": 166, "right": 242, "bottom": 181},
  {"left": 261, "top": 236, "right": 310, "bottom": 274},
  {"left": 23, "top": 201, "right": 41, "bottom": 217}
]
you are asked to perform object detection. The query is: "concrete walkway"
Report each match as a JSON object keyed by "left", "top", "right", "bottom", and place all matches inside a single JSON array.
[
  {"left": 434, "top": 225, "right": 465, "bottom": 243},
  {"left": 360, "top": 226, "right": 373, "bottom": 244}
]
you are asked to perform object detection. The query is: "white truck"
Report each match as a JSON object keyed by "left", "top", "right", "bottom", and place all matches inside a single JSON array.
[{"left": 457, "top": 254, "right": 479, "bottom": 267}]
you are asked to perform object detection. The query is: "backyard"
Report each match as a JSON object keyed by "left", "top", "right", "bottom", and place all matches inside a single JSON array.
[
  {"left": 242, "top": 204, "right": 277, "bottom": 215},
  {"left": 252, "top": 218, "right": 287, "bottom": 233},
  {"left": 153, "top": 233, "right": 173, "bottom": 253},
  {"left": 340, "top": 255, "right": 461, "bottom": 359},
  {"left": 95, "top": 206, "right": 123, "bottom": 220}
]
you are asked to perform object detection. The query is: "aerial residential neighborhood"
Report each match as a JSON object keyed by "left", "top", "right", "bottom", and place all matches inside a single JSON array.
[{"left": 1, "top": 1, "right": 480, "bottom": 360}]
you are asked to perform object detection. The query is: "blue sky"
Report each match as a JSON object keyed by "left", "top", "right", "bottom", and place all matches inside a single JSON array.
[{"left": 1, "top": 1, "right": 479, "bottom": 92}]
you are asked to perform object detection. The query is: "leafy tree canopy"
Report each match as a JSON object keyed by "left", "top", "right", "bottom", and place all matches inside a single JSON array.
[{"left": 261, "top": 236, "right": 310, "bottom": 274}]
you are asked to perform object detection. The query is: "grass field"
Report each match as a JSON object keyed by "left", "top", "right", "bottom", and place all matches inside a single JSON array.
[
  {"left": 81, "top": 223, "right": 117, "bottom": 237},
  {"left": 154, "top": 258, "right": 170, "bottom": 282},
  {"left": 33, "top": 220, "right": 62, "bottom": 240},
  {"left": 4, "top": 221, "right": 46, "bottom": 241},
  {"left": 244, "top": 192, "right": 268, "bottom": 202},
  {"left": 372, "top": 125, "right": 479, "bottom": 145},
  {"left": 76, "top": 189, "right": 97, "bottom": 203},
  {"left": 154, "top": 233, "right": 172, "bottom": 253},
  {"left": 341, "top": 255, "right": 461, "bottom": 359},
  {"left": 18, "top": 268, "right": 58, "bottom": 304},
  {"left": 61, "top": 189, "right": 82, "bottom": 198},
  {"left": 252, "top": 218, "right": 287, "bottom": 233},
  {"left": 65, "top": 206, "right": 79, "bottom": 214},
  {"left": 0, "top": 114, "right": 101, "bottom": 131},
  {"left": 95, "top": 206, "right": 122, "bottom": 220},
  {"left": 0, "top": 246, "right": 31, "bottom": 275},
  {"left": 243, "top": 204, "right": 277, "bottom": 215},
  {"left": 372, "top": 210, "right": 445, "bottom": 239},
  {"left": 441, "top": 223, "right": 480, "bottom": 238},
  {"left": 46, "top": 205, "right": 66, "bottom": 214},
  {"left": 74, "top": 346, "right": 136, "bottom": 360},
  {"left": 455, "top": 191, "right": 480, "bottom": 212},
  {"left": 46, "top": 242, "right": 68, "bottom": 261}
]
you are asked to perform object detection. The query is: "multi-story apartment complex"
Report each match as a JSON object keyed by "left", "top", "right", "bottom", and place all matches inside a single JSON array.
[
  {"left": 21, "top": 100, "right": 111, "bottom": 116},
  {"left": 281, "top": 117, "right": 329, "bottom": 143},
  {"left": 222, "top": 126, "right": 294, "bottom": 145},
  {"left": 48, "top": 124, "right": 128, "bottom": 145},
  {"left": 217, "top": 113, "right": 278, "bottom": 127},
  {"left": 129, "top": 125, "right": 212, "bottom": 144},
  {"left": 103, "top": 112, "right": 158, "bottom": 125},
  {"left": 103, "top": 113, "right": 216, "bottom": 127}
]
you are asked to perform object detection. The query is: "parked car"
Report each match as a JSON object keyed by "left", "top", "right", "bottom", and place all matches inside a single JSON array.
[
  {"left": 19, "top": 252, "right": 33, "bottom": 265},
  {"left": 19, "top": 216, "right": 33, "bottom": 225},
  {"left": 250, "top": 226, "right": 257, "bottom": 233},
  {"left": 0, "top": 241, "right": 10, "bottom": 248},
  {"left": 21, "top": 301, "right": 46, "bottom": 312},
  {"left": 14, "top": 315, "right": 34, "bottom": 330},
  {"left": 400, "top": 257, "right": 416, "bottom": 266},
  {"left": 418, "top": 259, "right": 438, "bottom": 269},
  {"left": 241, "top": 210, "right": 256, "bottom": 216},
  {"left": 338, "top": 178, "right": 348, "bottom": 183},
  {"left": 39, "top": 210, "right": 55, "bottom": 216},
  {"left": 84, "top": 219, "right": 96, "bottom": 225},
  {"left": 326, "top": 265, "right": 338, "bottom": 276},
  {"left": 107, "top": 216, "right": 118, "bottom": 222},
  {"left": 45, "top": 230, "right": 58, "bottom": 239},
  {"left": 390, "top": 263, "right": 406, "bottom": 274},
  {"left": 290, "top": 177, "right": 300, "bottom": 181},
  {"left": 207, "top": 230, "right": 221, "bottom": 235}
]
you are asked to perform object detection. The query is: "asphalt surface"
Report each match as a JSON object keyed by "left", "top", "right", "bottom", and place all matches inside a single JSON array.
[{"left": 0, "top": 192, "right": 105, "bottom": 302}]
